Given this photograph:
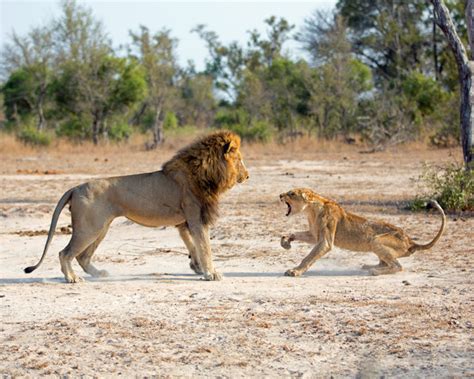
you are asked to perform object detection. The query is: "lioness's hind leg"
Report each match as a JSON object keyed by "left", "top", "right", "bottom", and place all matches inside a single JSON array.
[
  {"left": 362, "top": 260, "right": 388, "bottom": 270},
  {"left": 370, "top": 245, "right": 402, "bottom": 276},
  {"left": 76, "top": 226, "right": 110, "bottom": 278}
]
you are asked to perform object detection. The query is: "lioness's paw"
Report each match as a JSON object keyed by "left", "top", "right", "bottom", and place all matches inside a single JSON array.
[
  {"left": 284, "top": 269, "right": 301, "bottom": 277},
  {"left": 280, "top": 236, "right": 292, "bottom": 250},
  {"left": 203, "top": 271, "right": 223, "bottom": 281}
]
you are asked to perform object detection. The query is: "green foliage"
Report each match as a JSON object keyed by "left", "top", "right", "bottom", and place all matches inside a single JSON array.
[
  {"left": 108, "top": 121, "right": 132, "bottom": 141},
  {"left": 222, "top": 121, "right": 273, "bottom": 143},
  {"left": 17, "top": 126, "right": 52, "bottom": 146},
  {"left": 401, "top": 72, "right": 447, "bottom": 116},
  {"left": 2, "top": 69, "right": 35, "bottom": 120},
  {"left": 412, "top": 163, "right": 474, "bottom": 212},
  {"left": 55, "top": 116, "right": 91, "bottom": 139},
  {"left": 214, "top": 107, "right": 272, "bottom": 142},
  {"left": 214, "top": 108, "right": 250, "bottom": 128},
  {"left": 163, "top": 111, "right": 178, "bottom": 130},
  {"left": 0, "top": 0, "right": 467, "bottom": 149}
]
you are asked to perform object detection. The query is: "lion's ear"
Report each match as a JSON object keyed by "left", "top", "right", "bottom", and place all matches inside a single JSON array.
[
  {"left": 301, "top": 192, "right": 307, "bottom": 201},
  {"left": 224, "top": 140, "right": 237, "bottom": 154}
]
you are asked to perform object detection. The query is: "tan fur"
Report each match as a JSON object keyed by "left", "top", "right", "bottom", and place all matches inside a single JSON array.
[
  {"left": 280, "top": 188, "right": 445, "bottom": 276},
  {"left": 24, "top": 131, "right": 249, "bottom": 283}
]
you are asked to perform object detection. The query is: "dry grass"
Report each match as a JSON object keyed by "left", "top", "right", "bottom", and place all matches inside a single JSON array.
[{"left": 0, "top": 131, "right": 459, "bottom": 159}]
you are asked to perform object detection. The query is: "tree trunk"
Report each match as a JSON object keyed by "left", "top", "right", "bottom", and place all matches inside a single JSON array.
[
  {"left": 92, "top": 115, "right": 100, "bottom": 145},
  {"left": 36, "top": 88, "right": 47, "bottom": 131},
  {"left": 150, "top": 104, "right": 164, "bottom": 149},
  {"left": 432, "top": 0, "right": 473, "bottom": 171},
  {"left": 37, "top": 105, "right": 45, "bottom": 131}
]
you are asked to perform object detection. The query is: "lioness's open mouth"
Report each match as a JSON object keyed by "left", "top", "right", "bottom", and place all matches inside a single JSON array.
[{"left": 285, "top": 202, "right": 292, "bottom": 216}]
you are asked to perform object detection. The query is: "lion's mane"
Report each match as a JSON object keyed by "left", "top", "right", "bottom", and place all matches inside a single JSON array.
[{"left": 162, "top": 131, "right": 241, "bottom": 225}]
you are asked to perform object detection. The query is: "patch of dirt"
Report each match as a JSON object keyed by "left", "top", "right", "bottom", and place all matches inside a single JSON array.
[
  {"left": 0, "top": 145, "right": 472, "bottom": 377},
  {"left": 14, "top": 226, "right": 72, "bottom": 237}
]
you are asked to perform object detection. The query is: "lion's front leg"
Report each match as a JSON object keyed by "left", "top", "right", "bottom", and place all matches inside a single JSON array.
[
  {"left": 188, "top": 223, "right": 222, "bottom": 281},
  {"left": 177, "top": 223, "right": 203, "bottom": 275}
]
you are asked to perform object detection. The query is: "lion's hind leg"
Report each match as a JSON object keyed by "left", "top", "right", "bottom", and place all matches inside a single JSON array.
[
  {"left": 60, "top": 207, "right": 112, "bottom": 283},
  {"left": 76, "top": 226, "right": 110, "bottom": 278},
  {"left": 59, "top": 236, "right": 94, "bottom": 283}
]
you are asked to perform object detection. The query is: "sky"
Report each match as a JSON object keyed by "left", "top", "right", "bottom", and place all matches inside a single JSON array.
[{"left": 0, "top": 0, "right": 337, "bottom": 70}]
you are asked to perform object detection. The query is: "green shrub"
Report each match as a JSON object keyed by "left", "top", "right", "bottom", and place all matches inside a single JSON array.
[
  {"left": 163, "top": 111, "right": 178, "bottom": 130},
  {"left": 214, "top": 108, "right": 250, "bottom": 128},
  {"left": 17, "top": 127, "right": 52, "bottom": 146},
  {"left": 56, "top": 117, "right": 91, "bottom": 139},
  {"left": 108, "top": 122, "right": 132, "bottom": 141},
  {"left": 411, "top": 163, "right": 473, "bottom": 212},
  {"left": 224, "top": 121, "right": 273, "bottom": 143}
]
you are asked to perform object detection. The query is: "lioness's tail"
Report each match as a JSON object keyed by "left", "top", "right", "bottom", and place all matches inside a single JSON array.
[
  {"left": 408, "top": 200, "right": 446, "bottom": 255},
  {"left": 24, "top": 188, "right": 74, "bottom": 274}
]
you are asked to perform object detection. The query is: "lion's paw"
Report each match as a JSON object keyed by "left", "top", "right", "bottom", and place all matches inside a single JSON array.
[
  {"left": 65, "top": 275, "right": 84, "bottom": 283},
  {"left": 203, "top": 271, "right": 223, "bottom": 281},
  {"left": 97, "top": 270, "right": 109, "bottom": 278},
  {"left": 280, "top": 236, "right": 292, "bottom": 250},
  {"left": 284, "top": 269, "right": 301, "bottom": 277},
  {"left": 190, "top": 261, "right": 204, "bottom": 275}
]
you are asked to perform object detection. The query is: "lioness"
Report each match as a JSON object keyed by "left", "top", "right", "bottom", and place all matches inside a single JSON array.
[
  {"left": 280, "top": 188, "right": 445, "bottom": 276},
  {"left": 24, "top": 131, "right": 249, "bottom": 283}
]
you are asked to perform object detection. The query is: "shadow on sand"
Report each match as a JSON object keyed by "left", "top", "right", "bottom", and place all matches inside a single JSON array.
[{"left": 0, "top": 267, "right": 369, "bottom": 285}]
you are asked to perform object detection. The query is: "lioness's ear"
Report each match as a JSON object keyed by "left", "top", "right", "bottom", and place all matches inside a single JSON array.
[
  {"left": 224, "top": 140, "right": 237, "bottom": 154},
  {"left": 302, "top": 192, "right": 307, "bottom": 201}
]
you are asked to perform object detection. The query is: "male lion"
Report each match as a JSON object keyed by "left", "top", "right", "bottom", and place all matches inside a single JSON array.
[
  {"left": 280, "top": 188, "right": 445, "bottom": 276},
  {"left": 24, "top": 131, "right": 249, "bottom": 283}
]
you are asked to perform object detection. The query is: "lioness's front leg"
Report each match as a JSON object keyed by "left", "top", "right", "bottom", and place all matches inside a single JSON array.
[
  {"left": 285, "top": 240, "right": 332, "bottom": 277},
  {"left": 281, "top": 231, "right": 316, "bottom": 250},
  {"left": 285, "top": 216, "right": 336, "bottom": 277}
]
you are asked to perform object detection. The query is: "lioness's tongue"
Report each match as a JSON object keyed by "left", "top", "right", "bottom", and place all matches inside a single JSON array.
[{"left": 286, "top": 203, "right": 291, "bottom": 216}]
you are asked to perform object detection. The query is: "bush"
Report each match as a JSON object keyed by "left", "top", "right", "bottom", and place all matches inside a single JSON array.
[
  {"left": 163, "top": 111, "right": 178, "bottom": 130},
  {"left": 56, "top": 117, "right": 91, "bottom": 139},
  {"left": 108, "top": 122, "right": 132, "bottom": 142},
  {"left": 411, "top": 163, "right": 474, "bottom": 212},
  {"left": 224, "top": 121, "right": 273, "bottom": 143},
  {"left": 17, "top": 127, "right": 52, "bottom": 146}
]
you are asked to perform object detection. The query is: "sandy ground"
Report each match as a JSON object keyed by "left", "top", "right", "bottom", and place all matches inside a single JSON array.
[{"left": 0, "top": 144, "right": 473, "bottom": 377}]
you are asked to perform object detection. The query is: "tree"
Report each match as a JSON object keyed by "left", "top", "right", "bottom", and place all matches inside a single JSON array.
[
  {"left": 50, "top": 0, "right": 145, "bottom": 144},
  {"left": 297, "top": 11, "right": 372, "bottom": 138},
  {"left": 54, "top": 55, "right": 146, "bottom": 143},
  {"left": 129, "top": 26, "right": 178, "bottom": 148},
  {"left": 431, "top": 0, "right": 473, "bottom": 170},
  {"left": 1, "top": 26, "right": 55, "bottom": 130},
  {"left": 337, "top": 0, "right": 428, "bottom": 85},
  {"left": 194, "top": 17, "right": 294, "bottom": 102},
  {"left": 177, "top": 65, "right": 216, "bottom": 127}
]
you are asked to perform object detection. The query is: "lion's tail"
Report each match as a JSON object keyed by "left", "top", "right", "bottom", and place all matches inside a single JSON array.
[
  {"left": 24, "top": 188, "right": 74, "bottom": 274},
  {"left": 408, "top": 200, "right": 446, "bottom": 255}
]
